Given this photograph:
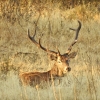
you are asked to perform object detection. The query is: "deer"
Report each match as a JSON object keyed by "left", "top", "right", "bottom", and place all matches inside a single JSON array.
[{"left": 19, "top": 21, "right": 81, "bottom": 86}]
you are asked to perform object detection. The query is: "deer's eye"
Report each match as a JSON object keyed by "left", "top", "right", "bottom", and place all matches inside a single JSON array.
[{"left": 58, "top": 60, "right": 62, "bottom": 63}]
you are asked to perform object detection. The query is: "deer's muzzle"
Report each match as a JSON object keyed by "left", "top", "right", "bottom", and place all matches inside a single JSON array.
[{"left": 67, "top": 67, "right": 71, "bottom": 72}]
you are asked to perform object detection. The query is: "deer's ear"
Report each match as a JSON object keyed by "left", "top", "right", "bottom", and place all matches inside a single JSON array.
[
  {"left": 68, "top": 52, "right": 77, "bottom": 59},
  {"left": 49, "top": 54, "right": 57, "bottom": 61}
]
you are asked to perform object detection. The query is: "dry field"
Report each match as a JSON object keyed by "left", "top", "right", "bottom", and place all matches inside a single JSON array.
[{"left": 0, "top": 1, "right": 100, "bottom": 100}]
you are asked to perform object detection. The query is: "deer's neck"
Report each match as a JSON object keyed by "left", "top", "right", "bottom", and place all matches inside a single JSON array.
[{"left": 48, "top": 64, "right": 63, "bottom": 77}]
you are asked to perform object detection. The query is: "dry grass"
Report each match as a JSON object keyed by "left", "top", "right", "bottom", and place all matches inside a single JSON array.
[{"left": 0, "top": 1, "right": 100, "bottom": 100}]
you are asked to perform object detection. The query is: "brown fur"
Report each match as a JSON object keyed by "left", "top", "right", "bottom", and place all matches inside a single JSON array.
[{"left": 19, "top": 52, "right": 76, "bottom": 86}]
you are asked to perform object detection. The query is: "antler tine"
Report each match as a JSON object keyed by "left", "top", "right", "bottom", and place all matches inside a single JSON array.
[
  {"left": 66, "top": 21, "right": 81, "bottom": 54},
  {"left": 28, "top": 29, "right": 39, "bottom": 46},
  {"left": 27, "top": 29, "right": 58, "bottom": 56}
]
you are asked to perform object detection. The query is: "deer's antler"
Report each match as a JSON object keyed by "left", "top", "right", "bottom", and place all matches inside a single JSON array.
[
  {"left": 28, "top": 29, "right": 58, "bottom": 56},
  {"left": 66, "top": 21, "right": 81, "bottom": 54}
]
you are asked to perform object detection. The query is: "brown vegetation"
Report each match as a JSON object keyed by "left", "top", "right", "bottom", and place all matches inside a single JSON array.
[{"left": 0, "top": 0, "right": 100, "bottom": 99}]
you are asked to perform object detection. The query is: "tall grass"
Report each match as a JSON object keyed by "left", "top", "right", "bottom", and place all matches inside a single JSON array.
[{"left": 0, "top": 1, "right": 100, "bottom": 100}]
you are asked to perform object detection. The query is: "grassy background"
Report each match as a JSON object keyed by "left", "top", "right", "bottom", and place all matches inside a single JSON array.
[{"left": 0, "top": 1, "right": 100, "bottom": 100}]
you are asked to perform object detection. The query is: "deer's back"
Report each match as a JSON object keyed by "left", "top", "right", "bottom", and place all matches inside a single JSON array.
[{"left": 19, "top": 71, "right": 50, "bottom": 86}]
